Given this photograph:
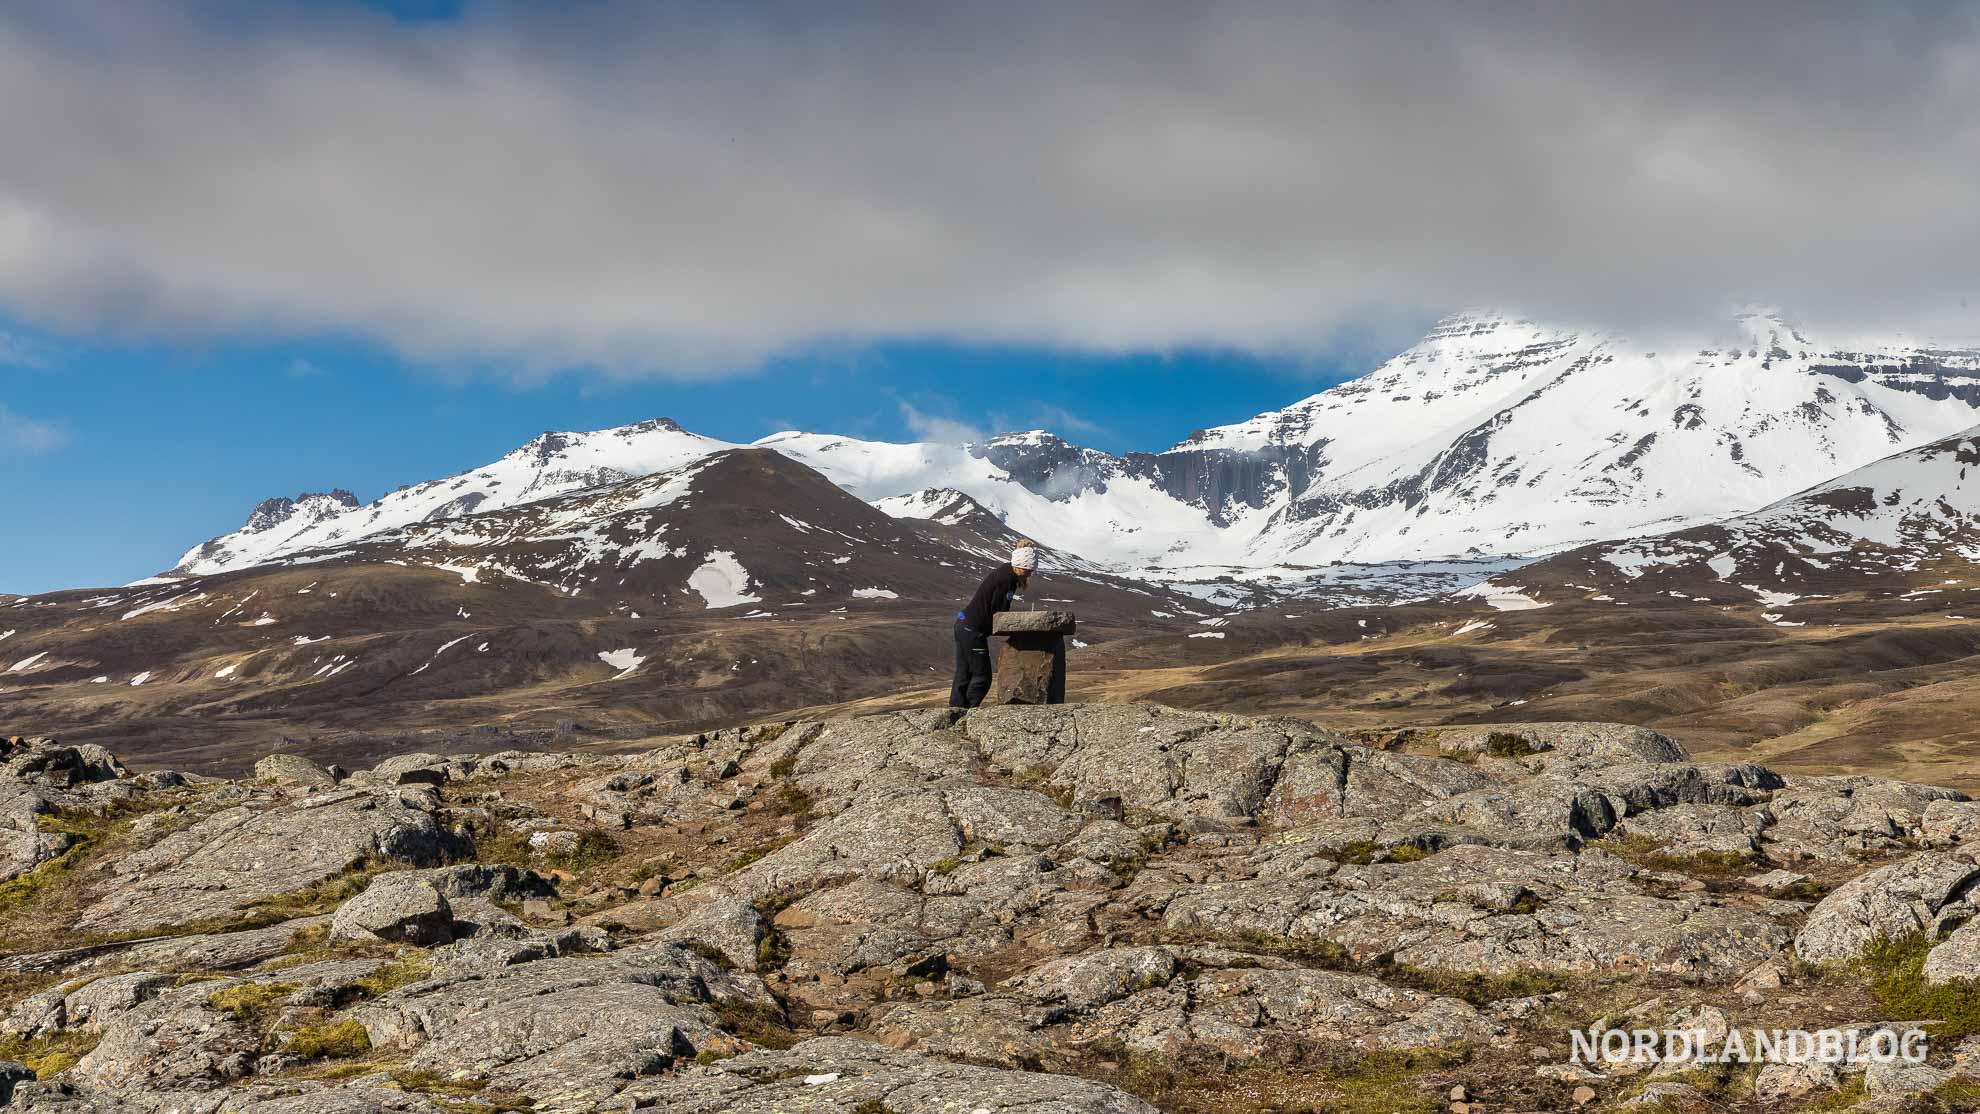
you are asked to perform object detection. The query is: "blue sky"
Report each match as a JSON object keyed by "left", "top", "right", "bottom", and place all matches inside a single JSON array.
[{"left": 0, "top": 316, "right": 1390, "bottom": 595}]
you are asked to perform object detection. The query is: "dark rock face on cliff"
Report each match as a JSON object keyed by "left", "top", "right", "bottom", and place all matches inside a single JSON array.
[{"left": 6, "top": 707, "right": 1980, "bottom": 1111}]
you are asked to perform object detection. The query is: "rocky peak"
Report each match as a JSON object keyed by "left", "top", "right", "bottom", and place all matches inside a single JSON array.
[
  {"left": 241, "top": 490, "right": 360, "bottom": 534},
  {"left": 980, "top": 430, "right": 1123, "bottom": 502}
]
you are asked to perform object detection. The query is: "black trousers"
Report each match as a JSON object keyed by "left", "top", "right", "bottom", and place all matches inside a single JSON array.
[{"left": 949, "top": 622, "right": 992, "bottom": 708}]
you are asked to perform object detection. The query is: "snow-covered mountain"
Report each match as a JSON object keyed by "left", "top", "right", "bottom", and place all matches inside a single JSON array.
[
  {"left": 1177, "top": 309, "right": 1980, "bottom": 562},
  {"left": 1509, "top": 424, "right": 1980, "bottom": 603},
  {"left": 173, "top": 309, "right": 1980, "bottom": 587},
  {"left": 178, "top": 418, "right": 732, "bottom": 574}
]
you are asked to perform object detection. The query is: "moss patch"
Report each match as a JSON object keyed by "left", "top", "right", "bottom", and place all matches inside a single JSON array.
[
  {"left": 1483, "top": 731, "right": 1545, "bottom": 759},
  {"left": 0, "top": 1030, "right": 101, "bottom": 1080},
  {"left": 207, "top": 981, "right": 296, "bottom": 1025},
  {"left": 1860, "top": 932, "right": 1980, "bottom": 1039},
  {"left": 1370, "top": 960, "right": 1569, "bottom": 1007},
  {"left": 282, "top": 1018, "right": 372, "bottom": 1059}
]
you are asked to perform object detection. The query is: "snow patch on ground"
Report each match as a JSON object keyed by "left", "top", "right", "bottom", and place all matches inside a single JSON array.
[
  {"left": 8, "top": 652, "right": 48, "bottom": 673},
  {"left": 214, "top": 663, "right": 238, "bottom": 679},
  {"left": 435, "top": 563, "right": 481, "bottom": 584},
  {"left": 1188, "top": 631, "right": 1226, "bottom": 639},
  {"left": 1452, "top": 583, "right": 1550, "bottom": 611},
  {"left": 1453, "top": 619, "right": 1495, "bottom": 636},
  {"left": 851, "top": 587, "right": 899, "bottom": 600},
  {"left": 687, "top": 551, "right": 760, "bottom": 609},
  {"left": 598, "top": 648, "right": 645, "bottom": 679},
  {"left": 129, "top": 672, "right": 151, "bottom": 686},
  {"left": 122, "top": 592, "right": 207, "bottom": 621}
]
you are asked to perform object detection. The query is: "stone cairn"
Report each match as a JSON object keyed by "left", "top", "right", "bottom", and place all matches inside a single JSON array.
[{"left": 990, "top": 609, "right": 1074, "bottom": 705}]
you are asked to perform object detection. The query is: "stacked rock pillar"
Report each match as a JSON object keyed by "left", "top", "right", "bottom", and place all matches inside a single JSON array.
[{"left": 990, "top": 610, "right": 1074, "bottom": 705}]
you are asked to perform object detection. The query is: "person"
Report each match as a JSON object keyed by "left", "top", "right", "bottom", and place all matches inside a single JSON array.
[{"left": 950, "top": 541, "right": 1038, "bottom": 708}]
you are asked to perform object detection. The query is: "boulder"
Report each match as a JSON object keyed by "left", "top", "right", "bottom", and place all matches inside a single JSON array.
[
  {"left": 991, "top": 610, "right": 1076, "bottom": 636},
  {"left": 1923, "top": 918, "right": 1980, "bottom": 985},
  {"left": 0, "top": 1061, "right": 33, "bottom": 1106},
  {"left": 331, "top": 873, "right": 455, "bottom": 946},
  {"left": 73, "top": 788, "right": 458, "bottom": 935},
  {"left": 253, "top": 752, "right": 338, "bottom": 787},
  {"left": 1794, "top": 853, "right": 1980, "bottom": 963}
]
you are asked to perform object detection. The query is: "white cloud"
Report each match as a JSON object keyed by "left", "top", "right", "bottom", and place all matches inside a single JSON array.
[
  {"left": 0, "top": 403, "right": 66, "bottom": 453},
  {"left": 898, "top": 401, "right": 986, "bottom": 445},
  {"left": 0, "top": 330, "right": 47, "bottom": 369},
  {"left": 0, "top": 2, "right": 1974, "bottom": 375}
]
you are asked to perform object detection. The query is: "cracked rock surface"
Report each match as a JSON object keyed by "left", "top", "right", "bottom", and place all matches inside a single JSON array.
[{"left": 5, "top": 707, "right": 1980, "bottom": 1112}]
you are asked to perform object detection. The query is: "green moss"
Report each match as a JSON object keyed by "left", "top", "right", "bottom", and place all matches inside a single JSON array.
[
  {"left": 206, "top": 981, "right": 296, "bottom": 1025},
  {"left": 1385, "top": 843, "right": 1433, "bottom": 863},
  {"left": 1187, "top": 927, "right": 1353, "bottom": 969},
  {"left": 1590, "top": 835, "right": 1756, "bottom": 879},
  {"left": 1483, "top": 731, "right": 1544, "bottom": 759},
  {"left": 767, "top": 754, "right": 797, "bottom": 780},
  {"left": 282, "top": 1018, "right": 372, "bottom": 1059},
  {"left": 1373, "top": 960, "right": 1568, "bottom": 1007},
  {"left": 544, "top": 829, "right": 620, "bottom": 873},
  {"left": 0, "top": 1030, "right": 100, "bottom": 1080},
  {"left": 1860, "top": 932, "right": 1980, "bottom": 1039},
  {"left": 773, "top": 783, "right": 814, "bottom": 822},
  {"left": 1922, "top": 1079, "right": 1980, "bottom": 1112},
  {"left": 1307, "top": 1049, "right": 1451, "bottom": 1114},
  {"left": 710, "top": 998, "right": 798, "bottom": 1050},
  {"left": 189, "top": 861, "right": 401, "bottom": 935},
  {"left": 354, "top": 957, "right": 432, "bottom": 999},
  {"left": 755, "top": 929, "right": 792, "bottom": 972},
  {"left": 679, "top": 939, "right": 734, "bottom": 969},
  {"left": 927, "top": 856, "right": 962, "bottom": 876},
  {"left": 1809, "top": 1073, "right": 1867, "bottom": 1110},
  {"left": 389, "top": 1068, "right": 487, "bottom": 1096},
  {"left": 1333, "top": 839, "right": 1383, "bottom": 865},
  {"left": 0, "top": 799, "right": 197, "bottom": 951}
]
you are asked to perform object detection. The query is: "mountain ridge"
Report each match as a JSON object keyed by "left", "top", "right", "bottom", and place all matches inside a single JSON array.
[{"left": 170, "top": 309, "right": 1980, "bottom": 590}]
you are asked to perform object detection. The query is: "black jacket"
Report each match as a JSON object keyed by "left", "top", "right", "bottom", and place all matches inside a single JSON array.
[{"left": 958, "top": 565, "right": 1024, "bottom": 632}]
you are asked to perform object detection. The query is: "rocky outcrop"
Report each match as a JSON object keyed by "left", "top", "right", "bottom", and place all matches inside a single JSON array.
[
  {"left": 73, "top": 786, "right": 460, "bottom": 936},
  {"left": 6, "top": 704, "right": 1980, "bottom": 1112}
]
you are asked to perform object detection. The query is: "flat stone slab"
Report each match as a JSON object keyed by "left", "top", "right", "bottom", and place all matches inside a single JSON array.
[{"left": 993, "top": 610, "right": 1076, "bottom": 636}]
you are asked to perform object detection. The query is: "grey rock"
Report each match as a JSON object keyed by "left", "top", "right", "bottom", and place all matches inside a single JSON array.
[
  {"left": 1754, "top": 1058, "right": 1841, "bottom": 1100},
  {"left": 1923, "top": 918, "right": 1980, "bottom": 985},
  {"left": 652, "top": 896, "right": 765, "bottom": 971},
  {"left": 253, "top": 753, "right": 337, "bottom": 788},
  {"left": 1922, "top": 798, "right": 1980, "bottom": 849},
  {"left": 354, "top": 945, "right": 774, "bottom": 1108},
  {"left": 1794, "top": 853, "right": 1980, "bottom": 963},
  {"left": 330, "top": 873, "right": 454, "bottom": 946},
  {"left": 73, "top": 788, "right": 457, "bottom": 935},
  {"left": 1864, "top": 1057, "right": 1948, "bottom": 1097},
  {"left": 615, "top": 1035, "right": 1160, "bottom": 1113},
  {"left": 991, "top": 609, "right": 1076, "bottom": 635},
  {"left": 0, "top": 1061, "right": 33, "bottom": 1106}
]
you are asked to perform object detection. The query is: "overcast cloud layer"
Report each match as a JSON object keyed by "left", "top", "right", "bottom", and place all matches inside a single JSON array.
[{"left": 0, "top": 1, "right": 1976, "bottom": 374}]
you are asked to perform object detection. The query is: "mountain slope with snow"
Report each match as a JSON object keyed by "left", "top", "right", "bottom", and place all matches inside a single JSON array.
[
  {"left": 178, "top": 418, "right": 737, "bottom": 574},
  {"left": 1183, "top": 310, "right": 1980, "bottom": 564},
  {"left": 166, "top": 309, "right": 1980, "bottom": 589},
  {"left": 1501, "top": 425, "right": 1980, "bottom": 604}
]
